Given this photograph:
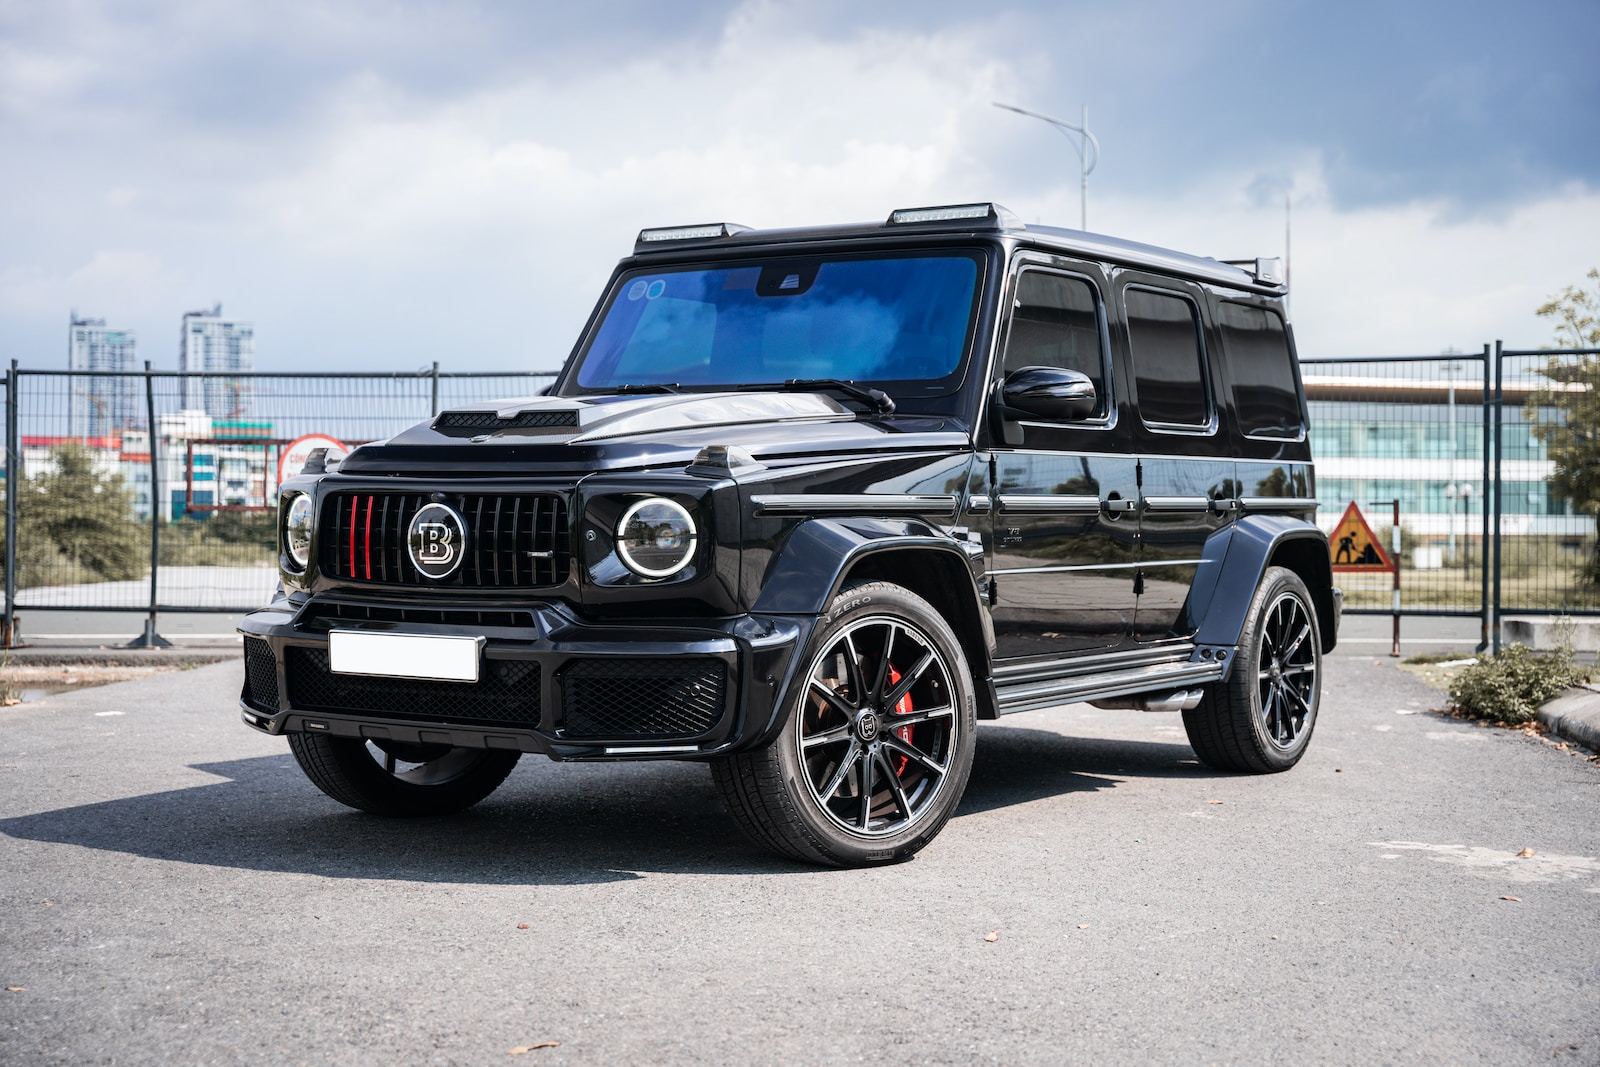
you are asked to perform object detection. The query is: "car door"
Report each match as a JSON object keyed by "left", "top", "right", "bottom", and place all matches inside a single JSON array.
[
  {"left": 986, "top": 261, "right": 1138, "bottom": 659},
  {"left": 1115, "top": 278, "right": 1237, "bottom": 643}
]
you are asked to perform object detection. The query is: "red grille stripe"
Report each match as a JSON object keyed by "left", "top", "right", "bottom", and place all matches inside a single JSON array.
[{"left": 363, "top": 495, "right": 373, "bottom": 580}]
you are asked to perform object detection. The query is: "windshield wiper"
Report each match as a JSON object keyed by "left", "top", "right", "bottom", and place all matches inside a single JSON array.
[
  {"left": 611, "top": 383, "right": 680, "bottom": 394},
  {"left": 740, "top": 378, "right": 895, "bottom": 415}
]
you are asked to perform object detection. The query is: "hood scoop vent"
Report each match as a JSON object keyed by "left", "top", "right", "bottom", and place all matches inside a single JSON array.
[{"left": 434, "top": 409, "right": 579, "bottom": 437}]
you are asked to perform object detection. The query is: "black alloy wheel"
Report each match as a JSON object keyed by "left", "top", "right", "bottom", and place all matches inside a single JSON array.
[
  {"left": 712, "top": 581, "right": 977, "bottom": 867},
  {"left": 1182, "top": 566, "right": 1322, "bottom": 773},
  {"left": 288, "top": 732, "right": 521, "bottom": 816}
]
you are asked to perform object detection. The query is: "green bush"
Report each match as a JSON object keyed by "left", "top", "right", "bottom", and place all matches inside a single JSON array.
[{"left": 1447, "top": 643, "right": 1592, "bottom": 724}]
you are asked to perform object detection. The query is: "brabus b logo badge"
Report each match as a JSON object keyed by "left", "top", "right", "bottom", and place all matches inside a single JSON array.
[{"left": 408, "top": 502, "right": 467, "bottom": 579}]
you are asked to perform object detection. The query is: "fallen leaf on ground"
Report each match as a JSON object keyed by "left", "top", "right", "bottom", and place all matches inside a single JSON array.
[
  {"left": 1207, "top": 800, "right": 1224, "bottom": 805},
  {"left": 1076, "top": 924, "right": 1090, "bottom": 930},
  {"left": 983, "top": 930, "right": 999, "bottom": 942},
  {"left": 507, "top": 1043, "right": 560, "bottom": 1054},
  {"left": 5, "top": 986, "right": 25, "bottom": 992},
  {"left": 1334, "top": 768, "right": 1343, "bottom": 773},
  {"left": 1516, "top": 847, "right": 1536, "bottom": 858},
  {"left": 517, "top": 923, "right": 530, "bottom": 930},
  {"left": 1500, "top": 895, "right": 1522, "bottom": 902},
  {"left": 1, "top": 697, "right": 19, "bottom": 707}
]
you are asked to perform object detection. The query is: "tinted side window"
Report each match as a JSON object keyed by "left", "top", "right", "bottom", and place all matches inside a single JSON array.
[
  {"left": 1003, "top": 271, "right": 1107, "bottom": 417},
  {"left": 1125, "top": 288, "right": 1208, "bottom": 429},
  {"left": 1219, "top": 301, "right": 1302, "bottom": 438}
]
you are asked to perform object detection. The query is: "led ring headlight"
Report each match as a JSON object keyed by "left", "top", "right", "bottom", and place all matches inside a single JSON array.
[
  {"left": 615, "top": 498, "right": 697, "bottom": 578},
  {"left": 283, "top": 493, "right": 314, "bottom": 571}
]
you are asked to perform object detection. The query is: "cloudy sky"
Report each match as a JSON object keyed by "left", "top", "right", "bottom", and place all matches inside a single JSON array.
[{"left": 3, "top": 0, "right": 1597, "bottom": 373}]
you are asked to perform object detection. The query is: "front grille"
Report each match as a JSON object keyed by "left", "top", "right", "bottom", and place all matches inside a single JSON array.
[
  {"left": 285, "top": 647, "right": 541, "bottom": 726},
  {"left": 560, "top": 658, "right": 727, "bottom": 739},
  {"left": 322, "top": 492, "right": 568, "bottom": 587},
  {"left": 299, "top": 602, "right": 537, "bottom": 631},
  {"left": 243, "top": 638, "right": 280, "bottom": 712}
]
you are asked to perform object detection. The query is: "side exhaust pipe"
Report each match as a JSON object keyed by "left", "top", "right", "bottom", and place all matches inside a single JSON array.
[{"left": 1089, "top": 689, "right": 1205, "bottom": 713}]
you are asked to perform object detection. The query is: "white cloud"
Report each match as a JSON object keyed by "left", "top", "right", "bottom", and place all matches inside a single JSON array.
[{"left": 0, "top": 1, "right": 1593, "bottom": 370}]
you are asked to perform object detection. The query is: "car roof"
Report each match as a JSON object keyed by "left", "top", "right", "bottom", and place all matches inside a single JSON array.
[{"left": 628, "top": 206, "right": 1286, "bottom": 296}]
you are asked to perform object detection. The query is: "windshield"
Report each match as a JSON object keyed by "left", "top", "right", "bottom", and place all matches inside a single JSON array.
[{"left": 569, "top": 251, "right": 983, "bottom": 396}]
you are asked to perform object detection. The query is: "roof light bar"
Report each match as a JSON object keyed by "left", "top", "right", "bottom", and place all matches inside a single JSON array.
[
  {"left": 887, "top": 202, "right": 1022, "bottom": 229},
  {"left": 636, "top": 222, "right": 752, "bottom": 246}
]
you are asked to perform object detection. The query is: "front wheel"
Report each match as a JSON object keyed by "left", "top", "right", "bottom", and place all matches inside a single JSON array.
[
  {"left": 287, "top": 733, "right": 520, "bottom": 816},
  {"left": 712, "top": 581, "right": 978, "bottom": 867},
  {"left": 1183, "top": 566, "right": 1322, "bottom": 773}
]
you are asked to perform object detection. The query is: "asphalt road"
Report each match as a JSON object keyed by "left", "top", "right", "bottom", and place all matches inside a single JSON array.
[{"left": 2, "top": 653, "right": 1597, "bottom": 1065}]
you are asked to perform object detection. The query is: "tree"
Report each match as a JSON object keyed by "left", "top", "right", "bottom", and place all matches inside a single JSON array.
[
  {"left": 18, "top": 443, "right": 146, "bottom": 583},
  {"left": 1529, "top": 269, "right": 1600, "bottom": 582}
]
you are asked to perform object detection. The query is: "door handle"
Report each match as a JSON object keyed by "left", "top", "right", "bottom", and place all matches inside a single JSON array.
[
  {"left": 1209, "top": 498, "right": 1241, "bottom": 513},
  {"left": 1101, "top": 497, "right": 1137, "bottom": 515}
]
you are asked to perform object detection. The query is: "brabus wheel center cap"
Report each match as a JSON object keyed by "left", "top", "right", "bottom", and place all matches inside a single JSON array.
[{"left": 855, "top": 710, "right": 882, "bottom": 743}]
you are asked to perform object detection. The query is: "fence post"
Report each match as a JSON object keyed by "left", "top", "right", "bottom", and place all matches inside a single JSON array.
[
  {"left": 1478, "top": 343, "right": 1491, "bottom": 652},
  {"left": 430, "top": 361, "right": 440, "bottom": 416},
  {"left": 3, "top": 360, "right": 19, "bottom": 648},
  {"left": 1490, "top": 340, "right": 1503, "bottom": 654},
  {"left": 126, "top": 361, "right": 170, "bottom": 648}
]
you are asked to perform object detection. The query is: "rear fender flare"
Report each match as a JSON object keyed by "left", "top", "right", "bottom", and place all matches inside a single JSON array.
[{"left": 1188, "top": 515, "right": 1336, "bottom": 655}]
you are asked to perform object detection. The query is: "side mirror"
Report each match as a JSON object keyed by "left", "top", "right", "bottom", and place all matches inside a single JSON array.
[{"left": 1000, "top": 366, "right": 1098, "bottom": 421}]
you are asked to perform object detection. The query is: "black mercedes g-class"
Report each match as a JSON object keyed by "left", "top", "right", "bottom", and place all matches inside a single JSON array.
[{"left": 240, "top": 202, "right": 1339, "bottom": 867}]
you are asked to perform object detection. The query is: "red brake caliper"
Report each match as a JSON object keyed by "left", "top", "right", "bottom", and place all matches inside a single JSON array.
[{"left": 887, "top": 665, "right": 913, "bottom": 776}]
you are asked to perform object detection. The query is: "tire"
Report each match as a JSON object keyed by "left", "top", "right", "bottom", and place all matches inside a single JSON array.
[
  {"left": 712, "top": 581, "right": 978, "bottom": 867},
  {"left": 287, "top": 733, "right": 520, "bottom": 816},
  {"left": 1183, "top": 566, "right": 1322, "bottom": 774}
]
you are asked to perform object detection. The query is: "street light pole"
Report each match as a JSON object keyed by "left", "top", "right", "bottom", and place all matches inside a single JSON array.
[{"left": 993, "top": 101, "right": 1100, "bottom": 230}]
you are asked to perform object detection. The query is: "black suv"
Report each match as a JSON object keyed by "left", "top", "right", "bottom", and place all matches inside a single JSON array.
[{"left": 240, "top": 202, "right": 1339, "bottom": 867}]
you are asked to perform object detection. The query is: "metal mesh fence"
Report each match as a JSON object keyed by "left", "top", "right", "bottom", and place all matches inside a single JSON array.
[
  {"left": 1303, "top": 354, "right": 1491, "bottom": 615},
  {"left": 1495, "top": 347, "right": 1600, "bottom": 615},
  {"left": 5, "top": 369, "right": 553, "bottom": 614}
]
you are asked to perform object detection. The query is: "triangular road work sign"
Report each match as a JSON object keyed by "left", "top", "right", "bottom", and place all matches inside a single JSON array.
[{"left": 1329, "top": 501, "right": 1393, "bottom": 572}]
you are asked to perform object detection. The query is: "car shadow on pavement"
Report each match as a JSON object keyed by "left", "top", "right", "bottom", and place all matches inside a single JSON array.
[
  {"left": 958, "top": 723, "right": 1215, "bottom": 817},
  {"left": 0, "top": 727, "right": 1211, "bottom": 882}
]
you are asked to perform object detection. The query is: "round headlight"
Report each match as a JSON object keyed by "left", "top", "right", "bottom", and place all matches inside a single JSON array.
[
  {"left": 284, "top": 494, "right": 314, "bottom": 571},
  {"left": 615, "top": 498, "right": 698, "bottom": 578}
]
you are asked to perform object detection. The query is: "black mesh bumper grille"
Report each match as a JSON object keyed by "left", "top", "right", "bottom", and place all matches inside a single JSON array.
[
  {"left": 560, "top": 658, "right": 727, "bottom": 739},
  {"left": 322, "top": 491, "right": 568, "bottom": 588},
  {"left": 284, "top": 647, "right": 541, "bottom": 727},
  {"left": 243, "top": 637, "right": 279, "bottom": 712}
]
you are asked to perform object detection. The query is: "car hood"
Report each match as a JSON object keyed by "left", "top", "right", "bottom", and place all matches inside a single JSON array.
[{"left": 336, "top": 391, "right": 971, "bottom": 475}]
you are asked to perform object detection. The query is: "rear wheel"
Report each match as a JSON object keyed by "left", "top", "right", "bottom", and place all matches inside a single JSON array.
[
  {"left": 712, "top": 581, "right": 977, "bottom": 867},
  {"left": 287, "top": 733, "right": 520, "bottom": 816},
  {"left": 1183, "top": 566, "right": 1322, "bottom": 773}
]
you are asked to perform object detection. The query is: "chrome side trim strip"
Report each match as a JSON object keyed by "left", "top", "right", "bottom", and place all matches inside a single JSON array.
[
  {"left": 1142, "top": 496, "right": 1210, "bottom": 511},
  {"left": 751, "top": 494, "right": 959, "bottom": 518},
  {"left": 997, "top": 495, "right": 1101, "bottom": 514},
  {"left": 990, "top": 558, "right": 1207, "bottom": 577},
  {"left": 1240, "top": 497, "right": 1319, "bottom": 511}
]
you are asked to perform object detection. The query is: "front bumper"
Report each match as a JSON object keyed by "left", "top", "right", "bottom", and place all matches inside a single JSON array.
[{"left": 237, "top": 593, "right": 809, "bottom": 761}]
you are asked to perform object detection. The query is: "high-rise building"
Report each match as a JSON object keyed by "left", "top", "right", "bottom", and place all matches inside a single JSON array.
[
  {"left": 67, "top": 313, "right": 139, "bottom": 438},
  {"left": 179, "top": 303, "right": 255, "bottom": 417}
]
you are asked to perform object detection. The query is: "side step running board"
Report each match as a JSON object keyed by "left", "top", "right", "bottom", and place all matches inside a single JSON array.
[{"left": 994, "top": 658, "right": 1225, "bottom": 716}]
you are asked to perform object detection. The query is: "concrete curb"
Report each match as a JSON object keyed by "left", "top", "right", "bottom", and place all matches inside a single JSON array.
[
  {"left": 1537, "top": 684, "right": 1600, "bottom": 753},
  {"left": 1, "top": 648, "right": 240, "bottom": 668}
]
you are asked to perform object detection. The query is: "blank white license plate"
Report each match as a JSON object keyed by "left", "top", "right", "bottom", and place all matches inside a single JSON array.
[{"left": 328, "top": 631, "right": 484, "bottom": 683}]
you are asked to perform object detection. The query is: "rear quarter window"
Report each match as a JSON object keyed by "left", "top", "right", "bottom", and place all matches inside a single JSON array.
[{"left": 1219, "top": 301, "right": 1302, "bottom": 438}]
